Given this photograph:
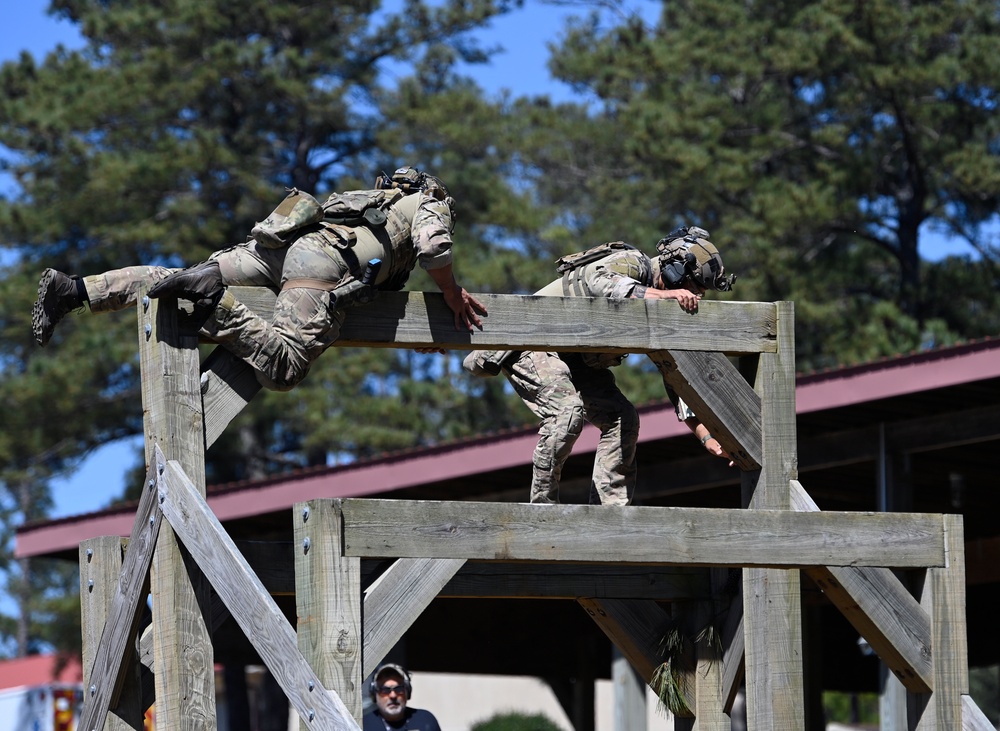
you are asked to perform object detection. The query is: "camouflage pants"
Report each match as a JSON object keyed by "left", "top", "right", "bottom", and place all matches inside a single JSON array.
[
  {"left": 505, "top": 351, "right": 639, "bottom": 506},
  {"left": 81, "top": 229, "right": 388, "bottom": 390}
]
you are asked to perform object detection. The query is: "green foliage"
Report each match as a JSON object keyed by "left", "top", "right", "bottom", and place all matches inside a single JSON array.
[
  {"left": 969, "top": 665, "right": 1000, "bottom": 725},
  {"left": 470, "top": 711, "right": 564, "bottom": 731},
  {"left": 822, "top": 691, "right": 879, "bottom": 725},
  {"left": 650, "top": 618, "right": 721, "bottom": 718}
]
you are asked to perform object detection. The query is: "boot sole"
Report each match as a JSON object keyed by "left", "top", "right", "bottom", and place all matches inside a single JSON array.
[{"left": 31, "top": 268, "right": 58, "bottom": 347}]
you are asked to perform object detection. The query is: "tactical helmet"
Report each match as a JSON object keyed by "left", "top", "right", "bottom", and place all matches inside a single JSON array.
[
  {"left": 375, "top": 166, "right": 450, "bottom": 199},
  {"left": 375, "top": 166, "right": 424, "bottom": 193},
  {"left": 655, "top": 226, "right": 736, "bottom": 292}
]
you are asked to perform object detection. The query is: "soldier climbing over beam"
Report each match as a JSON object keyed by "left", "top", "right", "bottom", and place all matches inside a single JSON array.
[
  {"left": 464, "top": 228, "right": 737, "bottom": 506},
  {"left": 32, "top": 166, "right": 486, "bottom": 390}
]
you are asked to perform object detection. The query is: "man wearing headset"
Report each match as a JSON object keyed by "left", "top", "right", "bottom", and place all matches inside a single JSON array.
[
  {"left": 363, "top": 663, "right": 441, "bottom": 731},
  {"left": 464, "top": 227, "right": 737, "bottom": 506}
]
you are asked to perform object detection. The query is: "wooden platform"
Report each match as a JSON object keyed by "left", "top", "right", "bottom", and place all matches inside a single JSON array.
[{"left": 76, "top": 290, "right": 987, "bottom": 731}]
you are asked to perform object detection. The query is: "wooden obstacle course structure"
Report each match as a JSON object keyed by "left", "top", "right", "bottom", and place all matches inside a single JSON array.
[{"left": 77, "top": 288, "right": 989, "bottom": 730}]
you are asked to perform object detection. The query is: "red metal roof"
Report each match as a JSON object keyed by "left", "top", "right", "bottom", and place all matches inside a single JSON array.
[
  {"left": 16, "top": 337, "right": 1000, "bottom": 560},
  {"left": 0, "top": 654, "right": 82, "bottom": 691}
]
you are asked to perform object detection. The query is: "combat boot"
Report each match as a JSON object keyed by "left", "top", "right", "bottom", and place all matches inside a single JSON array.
[
  {"left": 148, "top": 260, "right": 224, "bottom": 307},
  {"left": 32, "top": 268, "right": 84, "bottom": 347}
]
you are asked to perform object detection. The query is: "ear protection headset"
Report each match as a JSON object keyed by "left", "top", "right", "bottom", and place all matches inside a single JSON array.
[{"left": 369, "top": 663, "right": 413, "bottom": 702}]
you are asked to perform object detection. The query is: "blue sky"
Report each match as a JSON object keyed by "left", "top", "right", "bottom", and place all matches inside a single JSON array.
[{"left": 4, "top": 0, "right": 981, "bottom": 519}]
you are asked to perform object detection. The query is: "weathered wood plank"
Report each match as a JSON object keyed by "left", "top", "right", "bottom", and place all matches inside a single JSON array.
[
  {"left": 158, "top": 461, "right": 360, "bottom": 731},
  {"left": 610, "top": 650, "right": 647, "bottom": 731},
  {"left": 77, "top": 456, "right": 163, "bottom": 731},
  {"left": 961, "top": 694, "right": 995, "bottom": 730},
  {"left": 577, "top": 598, "right": 673, "bottom": 690},
  {"left": 226, "top": 289, "right": 779, "bottom": 354},
  {"left": 340, "top": 499, "right": 945, "bottom": 568},
  {"left": 223, "top": 545, "right": 712, "bottom": 601},
  {"left": 295, "top": 500, "right": 363, "bottom": 725},
  {"left": 439, "top": 562, "right": 711, "bottom": 600},
  {"left": 719, "top": 589, "right": 745, "bottom": 715},
  {"left": 201, "top": 345, "right": 261, "bottom": 449},
  {"left": 792, "top": 481, "right": 933, "bottom": 693},
  {"left": 676, "top": 602, "right": 730, "bottom": 731},
  {"left": 80, "top": 537, "right": 144, "bottom": 731},
  {"left": 649, "top": 349, "right": 762, "bottom": 470},
  {"left": 743, "top": 301, "right": 804, "bottom": 729},
  {"left": 139, "top": 295, "right": 217, "bottom": 731},
  {"left": 914, "top": 514, "right": 967, "bottom": 730},
  {"left": 362, "top": 557, "right": 465, "bottom": 677}
]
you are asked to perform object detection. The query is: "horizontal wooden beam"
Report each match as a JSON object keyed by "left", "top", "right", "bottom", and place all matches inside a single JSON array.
[
  {"left": 340, "top": 499, "right": 944, "bottom": 568},
  {"left": 439, "top": 562, "right": 711, "bottom": 600},
  {"left": 227, "top": 288, "right": 778, "bottom": 354},
  {"left": 230, "top": 542, "right": 712, "bottom": 601}
]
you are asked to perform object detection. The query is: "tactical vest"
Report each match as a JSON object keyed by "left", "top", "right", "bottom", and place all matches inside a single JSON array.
[
  {"left": 554, "top": 241, "right": 654, "bottom": 370},
  {"left": 555, "top": 241, "right": 648, "bottom": 297}
]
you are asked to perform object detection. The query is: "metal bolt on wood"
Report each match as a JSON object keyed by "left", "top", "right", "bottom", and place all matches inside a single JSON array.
[{"left": 302, "top": 537, "right": 311, "bottom": 554}]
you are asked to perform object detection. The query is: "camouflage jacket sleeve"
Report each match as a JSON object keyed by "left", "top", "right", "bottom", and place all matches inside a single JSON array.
[
  {"left": 583, "top": 250, "right": 655, "bottom": 300},
  {"left": 411, "top": 193, "right": 455, "bottom": 270}
]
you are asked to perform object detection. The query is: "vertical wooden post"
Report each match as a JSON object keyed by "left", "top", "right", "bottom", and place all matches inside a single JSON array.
[
  {"left": 611, "top": 648, "right": 646, "bottom": 731},
  {"left": 139, "top": 293, "right": 216, "bottom": 729},
  {"left": 674, "top": 601, "right": 729, "bottom": 731},
  {"left": 80, "top": 537, "right": 144, "bottom": 730},
  {"left": 295, "top": 499, "right": 363, "bottom": 727},
  {"left": 742, "top": 301, "right": 804, "bottom": 729},
  {"left": 878, "top": 436, "right": 911, "bottom": 730},
  {"left": 913, "top": 515, "right": 967, "bottom": 729}
]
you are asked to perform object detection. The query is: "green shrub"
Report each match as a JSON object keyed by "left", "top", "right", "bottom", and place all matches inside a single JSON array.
[{"left": 471, "top": 711, "right": 564, "bottom": 731}]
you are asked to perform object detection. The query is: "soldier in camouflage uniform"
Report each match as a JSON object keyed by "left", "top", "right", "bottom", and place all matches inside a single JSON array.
[
  {"left": 32, "top": 167, "right": 486, "bottom": 391},
  {"left": 464, "top": 228, "right": 735, "bottom": 506}
]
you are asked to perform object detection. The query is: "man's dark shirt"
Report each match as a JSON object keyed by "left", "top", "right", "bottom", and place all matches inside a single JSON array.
[{"left": 363, "top": 707, "right": 442, "bottom": 731}]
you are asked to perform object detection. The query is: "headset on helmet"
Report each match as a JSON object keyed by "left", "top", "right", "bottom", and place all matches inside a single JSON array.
[
  {"left": 655, "top": 226, "right": 736, "bottom": 292},
  {"left": 369, "top": 663, "right": 413, "bottom": 702}
]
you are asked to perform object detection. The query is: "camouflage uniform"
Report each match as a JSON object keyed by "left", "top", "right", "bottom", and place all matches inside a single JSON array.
[
  {"left": 81, "top": 189, "right": 454, "bottom": 390},
  {"left": 465, "top": 246, "right": 687, "bottom": 506}
]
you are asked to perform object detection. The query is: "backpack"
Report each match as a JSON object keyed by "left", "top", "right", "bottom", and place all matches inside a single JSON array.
[{"left": 250, "top": 188, "right": 404, "bottom": 249}]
